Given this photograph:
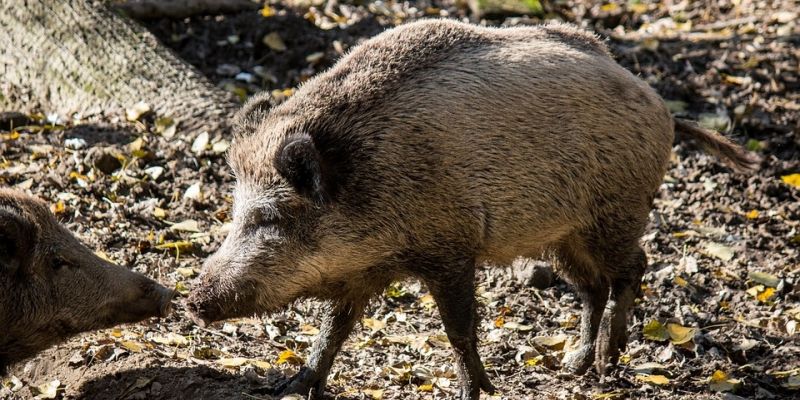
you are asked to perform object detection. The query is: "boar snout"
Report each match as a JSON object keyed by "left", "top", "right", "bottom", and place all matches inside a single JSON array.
[
  {"left": 185, "top": 271, "right": 261, "bottom": 327},
  {"left": 129, "top": 277, "right": 175, "bottom": 320}
]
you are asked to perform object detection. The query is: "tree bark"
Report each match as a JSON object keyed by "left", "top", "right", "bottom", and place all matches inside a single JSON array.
[{"left": 0, "top": 0, "right": 238, "bottom": 134}]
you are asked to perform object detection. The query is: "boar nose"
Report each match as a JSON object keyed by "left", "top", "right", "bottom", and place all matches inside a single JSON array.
[{"left": 155, "top": 285, "right": 176, "bottom": 317}]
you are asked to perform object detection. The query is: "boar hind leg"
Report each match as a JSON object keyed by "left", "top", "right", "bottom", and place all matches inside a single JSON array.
[
  {"left": 595, "top": 246, "right": 647, "bottom": 374},
  {"left": 559, "top": 245, "right": 611, "bottom": 375},
  {"left": 422, "top": 260, "right": 495, "bottom": 400},
  {"left": 277, "top": 297, "right": 369, "bottom": 399}
]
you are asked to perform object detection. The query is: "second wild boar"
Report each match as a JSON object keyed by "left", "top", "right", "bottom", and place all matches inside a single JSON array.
[
  {"left": 0, "top": 189, "right": 174, "bottom": 374},
  {"left": 186, "top": 19, "right": 756, "bottom": 399}
]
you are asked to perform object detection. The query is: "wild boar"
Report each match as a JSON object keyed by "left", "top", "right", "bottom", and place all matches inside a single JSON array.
[
  {"left": 186, "top": 19, "right": 756, "bottom": 399},
  {"left": 0, "top": 189, "right": 174, "bottom": 374}
]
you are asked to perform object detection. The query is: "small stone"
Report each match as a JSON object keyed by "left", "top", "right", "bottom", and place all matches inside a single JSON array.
[{"left": 216, "top": 64, "right": 241, "bottom": 76}]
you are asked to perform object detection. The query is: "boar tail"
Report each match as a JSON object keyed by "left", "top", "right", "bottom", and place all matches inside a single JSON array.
[{"left": 674, "top": 118, "right": 760, "bottom": 172}]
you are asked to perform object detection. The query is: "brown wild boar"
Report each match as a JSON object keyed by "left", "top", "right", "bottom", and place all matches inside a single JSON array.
[
  {"left": 186, "top": 19, "right": 756, "bottom": 399},
  {"left": 0, "top": 189, "right": 174, "bottom": 374}
]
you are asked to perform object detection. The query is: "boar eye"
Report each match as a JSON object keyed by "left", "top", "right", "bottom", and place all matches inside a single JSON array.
[
  {"left": 51, "top": 257, "right": 73, "bottom": 270},
  {"left": 252, "top": 210, "right": 279, "bottom": 227}
]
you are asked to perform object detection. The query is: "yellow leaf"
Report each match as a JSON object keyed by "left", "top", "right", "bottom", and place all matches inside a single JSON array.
[
  {"left": 666, "top": 323, "right": 697, "bottom": 344},
  {"left": 674, "top": 276, "right": 689, "bottom": 287},
  {"left": 363, "top": 388, "right": 384, "bottom": 399},
  {"left": 593, "top": 390, "right": 626, "bottom": 399},
  {"left": 781, "top": 174, "right": 800, "bottom": 188},
  {"left": 417, "top": 383, "right": 434, "bottom": 392},
  {"left": 757, "top": 287, "right": 776, "bottom": 303},
  {"left": 152, "top": 333, "right": 188, "bottom": 347},
  {"left": 174, "top": 281, "right": 190, "bottom": 296},
  {"left": 50, "top": 200, "right": 66, "bottom": 215},
  {"left": 276, "top": 349, "right": 304, "bottom": 366},
  {"left": 600, "top": 3, "right": 619, "bottom": 12},
  {"left": 153, "top": 207, "right": 166, "bottom": 219},
  {"left": 709, "top": 370, "right": 741, "bottom": 392},
  {"left": 525, "top": 355, "right": 544, "bottom": 367},
  {"left": 155, "top": 241, "right": 193, "bottom": 251},
  {"left": 299, "top": 324, "right": 320, "bottom": 336},
  {"left": 363, "top": 318, "right": 386, "bottom": 333},
  {"left": 176, "top": 267, "right": 196, "bottom": 278},
  {"left": 643, "top": 320, "right": 669, "bottom": 342},
  {"left": 260, "top": 5, "right": 276, "bottom": 17},
  {"left": 263, "top": 32, "right": 287, "bottom": 52},
  {"left": 636, "top": 374, "right": 670, "bottom": 385},
  {"left": 746, "top": 210, "right": 760, "bottom": 219},
  {"left": 494, "top": 315, "right": 505, "bottom": 328},
  {"left": 121, "top": 341, "right": 143, "bottom": 353},
  {"left": 252, "top": 360, "right": 272, "bottom": 371},
  {"left": 419, "top": 294, "right": 435, "bottom": 306},
  {"left": 111, "top": 328, "right": 123, "bottom": 338},
  {"left": 217, "top": 357, "right": 248, "bottom": 368}
]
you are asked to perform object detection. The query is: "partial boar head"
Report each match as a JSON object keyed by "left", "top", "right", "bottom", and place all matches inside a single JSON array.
[{"left": 0, "top": 189, "right": 174, "bottom": 371}]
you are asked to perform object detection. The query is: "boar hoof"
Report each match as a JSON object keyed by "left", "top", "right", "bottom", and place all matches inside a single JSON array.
[
  {"left": 275, "top": 367, "right": 325, "bottom": 400},
  {"left": 561, "top": 344, "right": 594, "bottom": 375}
]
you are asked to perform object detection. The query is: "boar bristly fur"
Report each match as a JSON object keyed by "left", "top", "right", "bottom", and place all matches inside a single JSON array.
[
  {"left": 0, "top": 189, "right": 174, "bottom": 374},
  {"left": 188, "top": 19, "right": 755, "bottom": 399}
]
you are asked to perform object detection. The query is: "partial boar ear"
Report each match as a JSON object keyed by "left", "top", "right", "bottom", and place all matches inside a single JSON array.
[
  {"left": 0, "top": 207, "right": 32, "bottom": 274},
  {"left": 276, "top": 133, "right": 329, "bottom": 202}
]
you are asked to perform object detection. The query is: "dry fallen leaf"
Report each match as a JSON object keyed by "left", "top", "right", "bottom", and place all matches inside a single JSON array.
[
  {"left": 260, "top": 5, "right": 276, "bottom": 17},
  {"left": 170, "top": 219, "right": 200, "bottom": 233},
  {"left": 781, "top": 173, "right": 800, "bottom": 188},
  {"left": 636, "top": 374, "right": 670, "bottom": 385},
  {"left": 263, "top": 32, "right": 287, "bottom": 52},
  {"left": 666, "top": 323, "right": 697, "bottom": 344},
  {"left": 217, "top": 357, "right": 248, "bottom": 368},
  {"left": 533, "top": 335, "right": 567, "bottom": 350},
  {"left": 152, "top": 333, "right": 189, "bottom": 347},
  {"left": 363, "top": 388, "right": 384, "bottom": 399},
  {"left": 704, "top": 242, "right": 735, "bottom": 261},
  {"left": 32, "top": 379, "right": 61, "bottom": 399},
  {"left": 709, "top": 370, "right": 741, "bottom": 392},
  {"left": 643, "top": 320, "right": 670, "bottom": 342},
  {"left": 363, "top": 318, "right": 387, "bottom": 333},
  {"left": 276, "top": 349, "right": 304, "bottom": 366},
  {"left": 121, "top": 340, "right": 143, "bottom": 353},
  {"left": 126, "top": 101, "right": 150, "bottom": 121},
  {"left": 748, "top": 271, "right": 780, "bottom": 288}
]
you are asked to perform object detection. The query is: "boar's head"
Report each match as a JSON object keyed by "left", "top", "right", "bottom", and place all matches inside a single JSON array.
[
  {"left": 0, "top": 189, "right": 174, "bottom": 371},
  {"left": 187, "top": 126, "right": 379, "bottom": 327}
]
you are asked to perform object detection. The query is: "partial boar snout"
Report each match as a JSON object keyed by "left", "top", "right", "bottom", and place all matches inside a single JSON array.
[{"left": 154, "top": 284, "right": 175, "bottom": 318}]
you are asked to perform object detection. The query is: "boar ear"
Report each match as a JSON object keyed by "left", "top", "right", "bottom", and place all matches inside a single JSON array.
[
  {"left": 0, "top": 207, "right": 32, "bottom": 275},
  {"left": 276, "top": 133, "right": 329, "bottom": 202}
]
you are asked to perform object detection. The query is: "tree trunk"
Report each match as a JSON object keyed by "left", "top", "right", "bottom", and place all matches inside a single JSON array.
[{"left": 0, "top": 0, "right": 238, "bottom": 134}]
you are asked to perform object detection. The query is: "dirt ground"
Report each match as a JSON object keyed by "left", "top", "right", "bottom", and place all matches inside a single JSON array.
[{"left": 1, "top": 0, "right": 799, "bottom": 399}]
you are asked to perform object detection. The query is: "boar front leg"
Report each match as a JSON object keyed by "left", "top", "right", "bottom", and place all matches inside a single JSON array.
[
  {"left": 277, "top": 297, "right": 368, "bottom": 399},
  {"left": 421, "top": 259, "right": 496, "bottom": 400}
]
